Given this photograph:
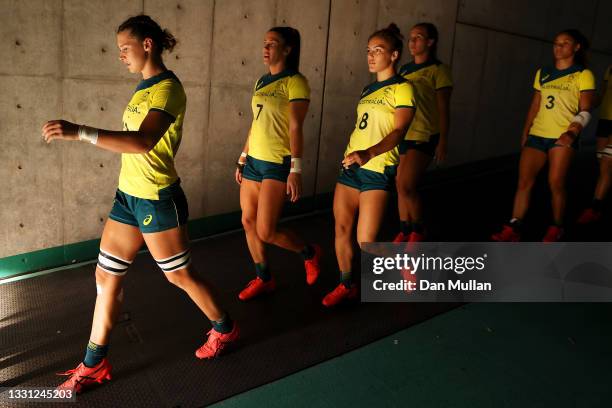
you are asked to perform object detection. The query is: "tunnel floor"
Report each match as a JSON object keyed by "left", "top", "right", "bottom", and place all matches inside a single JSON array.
[{"left": 1, "top": 152, "right": 611, "bottom": 407}]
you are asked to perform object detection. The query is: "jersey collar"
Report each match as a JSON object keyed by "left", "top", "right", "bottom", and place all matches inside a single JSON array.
[
  {"left": 135, "top": 70, "right": 179, "bottom": 93},
  {"left": 399, "top": 58, "right": 439, "bottom": 76},
  {"left": 360, "top": 75, "right": 405, "bottom": 99},
  {"left": 256, "top": 69, "right": 297, "bottom": 91},
  {"left": 540, "top": 64, "right": 583, "bottom": 85}
]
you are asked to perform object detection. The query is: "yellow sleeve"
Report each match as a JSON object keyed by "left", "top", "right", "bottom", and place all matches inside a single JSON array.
[
  {"left": 579, "top": 69, "right": 596, "bottom": 91},
  {"left": 150, "top": 79, "right": 186, "bottom": 120},
  {"left": 533, "top": 69, "right": 541, "bottom": 91},
  {"left": 435, "top": 64, "right": 453, "bottom": 90},
  {"left": 288, "top": 74, "right": 310, "bottom": 101},
  {"left": 395, "top": 82, "right": 416, "bottom": 109}
]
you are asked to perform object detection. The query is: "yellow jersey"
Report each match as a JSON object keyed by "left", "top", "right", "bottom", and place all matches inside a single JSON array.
[
  {"left": 119, "top": 71, "right": 186, "bottom": 200},
  {"left": 344, "top": 75, "right": 416, "bottom": 173},
  {"left": 530, "top": 65, "right": 596, "bottom": 139},
  {"left": 248, "top": 70, "right": 310, "bottom": 164},
  {"left": 600, "top": 65, "right": 612, "bottom": 120},
  {"left": 399, "top": 60, "right": 452, "bottom": 142}
]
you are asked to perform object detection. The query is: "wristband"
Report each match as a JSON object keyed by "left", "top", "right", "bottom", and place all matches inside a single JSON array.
[
  {"left": 290, "top": 157, "right": 302, "bottom": 174},
  {"left": 78, "top": 125, "right": 99, "bottom": 145}
]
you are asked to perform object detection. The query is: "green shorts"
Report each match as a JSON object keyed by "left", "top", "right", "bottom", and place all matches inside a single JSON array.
[
  {"left": 243, "top": 155, "right": 290, "bottom": 183},
  {"left": 398, "top": 134, "right": 440, "bottom": 156},
  {"left": 525, "top": 135, "right": 578, "bottom": 153},
  {"left": 337, "top": 165, "right": 396, "bottom": 192},
  {"left": 109, "top": 180, "right": 189, "bottom": 233},
  {"left": 596, "top": 119, "right": 612, "bottom": 138}
]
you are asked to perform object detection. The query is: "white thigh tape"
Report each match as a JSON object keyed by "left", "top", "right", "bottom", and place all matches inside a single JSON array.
[
  {"left": 156, "top": 249, "right": 191, "bottom": 272},
  {"left": 597, "top": 145, "right": 612, "bottom": 159},
  {"left": 97, "top": 250, "right": 132, "bottom": 276}
]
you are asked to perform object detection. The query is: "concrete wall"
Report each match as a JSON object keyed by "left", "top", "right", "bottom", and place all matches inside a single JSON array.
[{"left": 1, "top": 0, "right": 611, "bottom": 258}]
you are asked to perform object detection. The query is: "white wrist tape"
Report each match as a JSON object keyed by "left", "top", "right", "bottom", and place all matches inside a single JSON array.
[
  {"left": 240, "top": 152, "right": 247, "bottom": 158},
  {"left": 571, "top": 111, "right": 591, "bottom": 128},
  {"left": 290, "top": 157, "right": 302, "bottom": 174},
  {"left": 78, "top": 125, "right": 99, "bottom": 145}
]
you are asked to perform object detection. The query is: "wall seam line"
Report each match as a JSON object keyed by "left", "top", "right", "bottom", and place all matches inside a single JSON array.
[
  {"left": 311, "top": 0, "right": 333, "bottom": 203},
  {"left": 203, "top": 0, "right": 216, "bottom": 216}
]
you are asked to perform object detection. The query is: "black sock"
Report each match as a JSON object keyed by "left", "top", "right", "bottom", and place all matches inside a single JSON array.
[
  {"left": 211, "top": 314, "right": 234, "bottom": 334},
  {"left": 400, "top": 221, "right": 412, "bottom": 235},
  {"left": 592, "top": 199, "right": 603, "bottom": 212},
  {"left": 300, "top": 244, "right": 315, "bottom": 260},
  {"left": 509, "top": 218, "right": 523, "bottom": 233},
  {"left": 83, "top": 341, "right": 108, "bottom": 368},
  {"left": 340, "top": 271, "right": 352, "bottom": 288},
  {"left": 255, "top": 263, "right": 271, "bottom": 282}
]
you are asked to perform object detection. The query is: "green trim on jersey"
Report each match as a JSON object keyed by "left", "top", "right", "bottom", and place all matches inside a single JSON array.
[
  {"left": 539, "top": 65, "right": 583, "bottom": 86},
  {"left": 255, "top": 69, "right": 297, "bottom": 91},
  {"left": 135, "top": 70, "right": 180, "bottom": 93},
  {"left": 398, "top": 59, "right": 440, "bottom": 76},
  {"left": 360, "top": 75, "right": 407, "bottom": 99}
]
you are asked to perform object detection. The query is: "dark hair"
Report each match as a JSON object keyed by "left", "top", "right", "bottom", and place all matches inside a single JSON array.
[
  {"left": 269, "top": 27, "right": 301, "bottom": 71},
  {"left": 413, "top": 22, "right": 439, "bottom": 60},
  {"left": 117, "top": 15, "right": 177, "bottom": 55},
  {"left": 555, "top": 29, "right": 589, "bottom": 67},
  {"left": 369, "top": 23, "right": 404, "bottom": 66}
]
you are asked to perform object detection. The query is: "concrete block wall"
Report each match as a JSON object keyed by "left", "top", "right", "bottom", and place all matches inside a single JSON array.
[{"left": 1, "top": 0, "right": 611, "bottom": 259}]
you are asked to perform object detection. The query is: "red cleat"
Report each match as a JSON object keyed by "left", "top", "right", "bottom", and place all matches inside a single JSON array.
[
  {"left": 304, "top": 244, "right": 322, "bottom": 285},
  {"left": 195, "top": 323, "right": 239, "bottom": 359},
  {"left": 542, "top": 225, "right": 564, "bottom": 242},
  {"left": 322, "top": 283, "right": 358, "bottom": 307},
  {"left": 576, "top": 208, "right": 602, "bottom": 225},
  {"left": 56, "top": 358, "right": 112, "bottom": 394},
  {"left": 392, "top": 232, "right": 409, "bottom": 243},
  {"left": 491, "top": 225, "right": 521, "bottom": 242},
  {"left": 238, "top": 277, "right": 276, "bottom": 301}
]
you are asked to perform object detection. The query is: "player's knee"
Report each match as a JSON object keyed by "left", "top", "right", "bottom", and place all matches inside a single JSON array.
[
  {"left": 548, "top": 177, "right": 565, "bottom": 194},
  {"left": 335, "top": 222, "right": 352, "bottom": 238},
  {"left": 241, "top": 215, "right": 256, "bottom": 232},
  {"left": 517, "top": 177, "right": 535, "bottom": 192},
  {"left": 256, "top": 224, "right": 276, "bottom": 243},
  {"left": 155, "top": 249, "right": 192, "bottom": 289}
]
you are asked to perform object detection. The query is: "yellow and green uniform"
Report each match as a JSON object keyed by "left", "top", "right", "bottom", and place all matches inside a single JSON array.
[
  {"left": 119, "top": 70, "right": 187, "bottom": 199},
  {"left": 600, "top": 66, "right": 612, "bottom": 121},
  {"left": 338, "top": 75, "right": 415, "bottom": 192},
  {"left": 529, "top": 65, "right": 596, "bottom": 139},
  {"left": 399, "top": 59, "right": 452, "bottom": 142},
  {"left": 596, "top": 66, "right": 612, "bottom": 139},
  {"left": 109, "top": 70, "right": 189, "bottom": 233},
  {"left": 247, "top": 69, "right": 310, "bottom": 164},
  {"left": 344, "top": 75, "right": 416, "bottom": 173}
]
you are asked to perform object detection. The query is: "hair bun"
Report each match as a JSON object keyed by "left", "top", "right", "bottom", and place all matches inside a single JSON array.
[{"left": 387, "top": 23, "right": 400, "bottom": 35}]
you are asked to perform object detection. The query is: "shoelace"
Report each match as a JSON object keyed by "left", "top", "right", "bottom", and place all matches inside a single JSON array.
[{"left": 201, "top": 330, "right": 223, "bottom": 355}]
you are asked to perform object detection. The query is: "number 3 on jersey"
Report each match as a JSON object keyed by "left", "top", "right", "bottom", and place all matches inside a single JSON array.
[
  {"left": 545, "top": 95, "right": 555, "bottom": 109},
  {"left": 359, "top": 112, "right": 369, "bottom": 129}
]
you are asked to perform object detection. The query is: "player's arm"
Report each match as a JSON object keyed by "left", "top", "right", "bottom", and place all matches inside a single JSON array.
[
  {"left": 286, "top": 100, "right": 309, "bottom": 202},
  {"left": 41, "top": 110, "right": 172, "bottom": 154},
  {"left": 521, "top": 91, "right": 541, "bottom": 146},
  {"left": 556, "top": 90, "right": 596, "bottom": 147},
  {"left": 235, "top": 128, "right": 252, "bottom": 185},
  {"left": 343, "top": 107, "right": 414, "bottom": 167}
]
